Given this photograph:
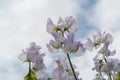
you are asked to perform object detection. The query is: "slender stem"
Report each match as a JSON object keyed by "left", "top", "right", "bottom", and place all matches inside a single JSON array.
[
  {"left": 67, "top": 53, "right": 77, "bottom": 80},
  {"left": 29, "top": 62, "right": 31, "bottom": 71}
]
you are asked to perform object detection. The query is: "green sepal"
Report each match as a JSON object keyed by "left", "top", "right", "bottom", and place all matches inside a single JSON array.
[
  {"left": 114, "top": 72, "right": 120, "bottom": 80},
  {"left": 24, "top": 69, "right": 37, "bottom": 80}
]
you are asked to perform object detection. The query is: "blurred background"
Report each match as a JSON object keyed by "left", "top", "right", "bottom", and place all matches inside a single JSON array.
[{"left": 0, "top": 0, "right": 120, "bottom": 79}]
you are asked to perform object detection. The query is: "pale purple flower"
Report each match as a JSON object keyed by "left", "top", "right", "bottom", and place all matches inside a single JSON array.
[
  {"left": 63, "top": 34, "right": 85, "bottom": 56},
  {"left": 101, "top": 58, "right": 120, "bottom": 73},
  {"left": 52, "top": 56, "right": 81, "bottom": 80},
  {"left": 104, "top": 33, "right": 113, "bottom": 44},
  {"left": 92, "top": 56, "right": 103, "bottom": 72},
  {"left": 98, "top": 42, "right": 116, "bottom": 57},
  {"left": 64, "top": 16, "right": 78, "bottom": 33},
  {"left": 33, "top": 53, "right": 46, "bottom": 71},
  {"left": 46, "top": 40, "right": 61, "bottom": 53},
  {"left": 18, "top": 42, "right": 41, "bottom": 62},
  {"left": 84, "top": 37, "right": 93, "bottom": 51},
  {"left": 46, "top": 16, "right": 78, "bottom": 34},
  {"left": 46, "top": 18, "right": 58, "bottom": 33},
  {"left": 91, "top": 32, "right": 113, "bottom": 49},
  {"left": 51, "top": 32, "right": 65, "bottom": 43}
]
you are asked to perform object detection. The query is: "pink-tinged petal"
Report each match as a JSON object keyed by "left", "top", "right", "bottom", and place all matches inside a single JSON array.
[
  {"left": 46, "top": 18, "right": 56, "bottom": 33},
  {"left": 75, "top": 47, "right": 85, "bottom": 57},
  {"left": 46, "top": 44, "right": 58, "bottom": 53},
  {"left": 84, "top": 38, "right": 93, "bottom": 51},
  {"left": 18, "top": 51, "right": 27, "bottom": 62}
]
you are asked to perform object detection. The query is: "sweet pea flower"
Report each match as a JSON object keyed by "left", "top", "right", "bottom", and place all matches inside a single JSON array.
[
  {"left": 101, "top": 58, "right": 120, "bottom": 73},
  {"left": 93, "top": 32, "right": 113, "bottom": 47},
  {"left": 46, "top": 16, "right": 78, "bottom": 34},
  {"left": 33, "top": 53, "right": 46, "bottom": 71},
  {"left": 84, "top": 37, "right": 93, "bottom": 51},
  {"left": 46, "top": 40, "right": 61, "bottom": 53},
  {"left": 46, "top": 18, "right": 58, "bottom": 33},
  {"left": 51, "top": 32, "right": 65, "bottom": 43},
  {"left": 63, "top": 33, "right": 85, "bottom": 56},
  {"left": 18, "top": 42, "right": 41, "bottom": 62},
  {"left": 98, "top": 42, "right": 116, "bottom": 57},
  {"left": 52, "top": 56, "right": 81, "bottom": 80}
]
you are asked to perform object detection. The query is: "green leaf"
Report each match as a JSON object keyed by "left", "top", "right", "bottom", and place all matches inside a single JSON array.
[
  {"left": 24, "top": 69, "right": 37, "bottom": 80},
  {"left": 114, "top": 72, "right": 120, "bottom": 80}
]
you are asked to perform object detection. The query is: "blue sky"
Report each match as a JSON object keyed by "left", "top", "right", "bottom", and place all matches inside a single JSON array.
[{"left": 0, "top": 0, "right": 120, "bottom": 80}]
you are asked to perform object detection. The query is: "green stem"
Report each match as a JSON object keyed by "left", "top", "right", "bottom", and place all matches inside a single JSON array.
[
  {"left": 67, "top": 53, "right": 77, "bottom": 80},
  {"left": 29, "top": 62, "right": 31, "bottom": 72}
]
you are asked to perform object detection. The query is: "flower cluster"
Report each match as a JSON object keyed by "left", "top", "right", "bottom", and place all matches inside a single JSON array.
[
  {"left": 18, "top": 16, "right": 120, "bottom": 80},
  {"left": 84, "top": 31, "right": 120, "bottom": 80},
  {"left": 46, "top": 16, "right": 85, "bottom": 56},
  {"left": 52, "top": 56, "right": 82, "bottom": 80},
  {"left": 18, "top": 42, "right": 48, "bottom": 80}
]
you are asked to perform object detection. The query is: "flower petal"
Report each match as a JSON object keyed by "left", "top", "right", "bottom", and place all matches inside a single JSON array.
[
  {"left": 46, "top": 44, "right": 58, "bottom": 53},
  {"left": 75, "top": 46, "right": 85, "bottom": 57},
  {"left": 46, "top": 18, "right": 56, "bottom": 33},
  {"left": 18, "top": 51, "right": 27, "bottom": 62}
]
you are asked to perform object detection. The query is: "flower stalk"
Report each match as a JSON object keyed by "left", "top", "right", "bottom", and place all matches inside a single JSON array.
[{"left": 67, "top": 53, "right": 77, "bottom": 80}]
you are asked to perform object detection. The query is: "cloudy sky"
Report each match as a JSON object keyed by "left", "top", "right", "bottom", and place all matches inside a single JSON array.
[{"left": 0, "top": 0, "right": 120, "bottom": 80}]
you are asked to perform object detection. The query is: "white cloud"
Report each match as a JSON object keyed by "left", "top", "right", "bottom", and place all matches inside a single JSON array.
[{"left": 90, "top": 0, "right": 120, "bottom": 32}]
